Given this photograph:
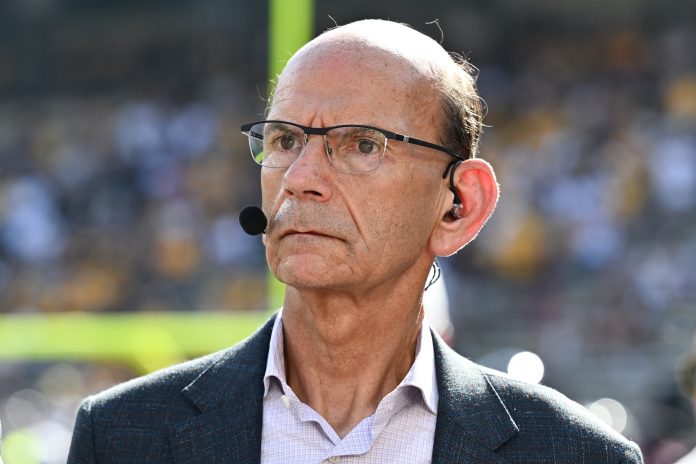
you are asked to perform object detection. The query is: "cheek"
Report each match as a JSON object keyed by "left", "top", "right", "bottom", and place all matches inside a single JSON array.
[
  {"left": 260, "top": 171, "right": 281, "bottom": 259},
  {"left": 260, "top": 169, "right": 288, "bottom": 223},
  {"left": 260, "top": 171, "right": 277, "bottom": 209},
  {"left": 359, "top": 179, "right": 438, "bottom": 256}
]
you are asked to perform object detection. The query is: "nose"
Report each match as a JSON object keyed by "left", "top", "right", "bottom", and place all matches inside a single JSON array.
[{"left": 281, "top": 134, "right": 333, "bottom": 202}]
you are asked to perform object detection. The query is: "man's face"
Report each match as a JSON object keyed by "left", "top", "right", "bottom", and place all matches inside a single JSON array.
[{"left": 261, "top": 43, "right": 450, "bottom": 294}]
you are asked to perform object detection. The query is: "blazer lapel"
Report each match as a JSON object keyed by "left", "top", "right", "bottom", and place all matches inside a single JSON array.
[
  {"left": 169, "top": 316, "right": 276, "bottom": 464},
  {"left": 431, "top": 332, "right": 518, "bottom": 464},
  {"left": 166, "top": 316, "right": 518, "bottom": 463}
]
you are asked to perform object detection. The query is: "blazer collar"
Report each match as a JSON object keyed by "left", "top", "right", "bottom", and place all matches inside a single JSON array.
[
  {"left": 167, "top": 315, "right": 518, "bottom": 463},
  {"left": 169, "top": 316, "right": 276, "bottom": 464},
  {"left": 431, "top": 330, "right": 519, "bottom": 464}
]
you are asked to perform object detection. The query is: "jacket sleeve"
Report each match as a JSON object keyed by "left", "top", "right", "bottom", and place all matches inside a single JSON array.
[
  {"left": 1, "top": 418, "right": 4, "bottom": 464},
  {"left": 67, "top": 398, "right": 98, "bottom": 464}
]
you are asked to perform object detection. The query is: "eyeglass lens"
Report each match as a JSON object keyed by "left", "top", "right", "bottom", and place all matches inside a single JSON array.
[{"left": 246, "top": 122, "right": 387, "bottom": 173}]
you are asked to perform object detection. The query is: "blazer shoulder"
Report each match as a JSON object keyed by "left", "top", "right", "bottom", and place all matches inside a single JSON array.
[
  {"left": 86, "top": 349, "right": 223, "bottom": 408},
  {"left": 83, "top": 314, "right": 275, "bottom": 417},
  {"left": 480, "top": 366, "right": 643, "bottom": 462}
]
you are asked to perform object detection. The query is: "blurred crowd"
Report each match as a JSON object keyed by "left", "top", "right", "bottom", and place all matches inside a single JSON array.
[
  {"left": 0, "top": 94, "right": 267, "bottom": 316},
  {"left": 1, "top": 1, "right": 696, "bottom": 463},
  {"left": 463, "top": 24, "right": 696, "bottom": 461}
]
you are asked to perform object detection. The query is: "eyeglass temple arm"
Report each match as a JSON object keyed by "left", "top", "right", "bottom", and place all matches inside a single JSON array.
[{"left": 391, "top": 133, "right": 466, "bottom": 160}]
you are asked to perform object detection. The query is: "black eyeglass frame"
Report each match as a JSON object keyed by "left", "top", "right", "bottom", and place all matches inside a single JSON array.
[
  {"left": 241, "top": 119, "right": 467, "bottom": 160},
  {"left": 240, "top": 119, "right": 469, "bottom": 203}
]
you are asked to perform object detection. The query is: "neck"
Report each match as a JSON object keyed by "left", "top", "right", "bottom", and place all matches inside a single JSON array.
[{"left": 281, "top": 285, "right": 425, "bottom": 437}]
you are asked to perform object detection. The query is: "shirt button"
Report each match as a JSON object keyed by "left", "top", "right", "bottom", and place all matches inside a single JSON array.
[
  {"left": 281, "top": 395, "right": 291, "bottom": 409},
  {"left": 326, "top": 457, "right": 340, "bottom": 464}
]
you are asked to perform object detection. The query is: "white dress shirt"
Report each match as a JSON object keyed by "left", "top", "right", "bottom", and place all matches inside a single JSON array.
[{"left": 260, "top": 311, "right": 439, "bottom": 464}]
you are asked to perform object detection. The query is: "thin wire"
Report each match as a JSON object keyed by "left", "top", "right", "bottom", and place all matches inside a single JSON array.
[{"left": 424, "top": 259, "right": 441, "bottom": 292}]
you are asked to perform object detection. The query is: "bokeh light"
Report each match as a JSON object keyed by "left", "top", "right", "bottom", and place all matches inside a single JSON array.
[
  {"left": 507, "top": 351, "right": 545, "bottom": 385},
  {"left": 588, "top": 398, "right": 629, "bottom": 434}
]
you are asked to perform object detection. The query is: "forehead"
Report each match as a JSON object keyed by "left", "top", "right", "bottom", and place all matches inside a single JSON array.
[{"left": 268, "top": 43, "right": 441, "bottom": 138}]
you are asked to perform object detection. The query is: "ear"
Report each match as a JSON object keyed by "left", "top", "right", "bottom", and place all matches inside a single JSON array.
[{"left": 429, "top": 158, "right": 499, "bottom": 257}]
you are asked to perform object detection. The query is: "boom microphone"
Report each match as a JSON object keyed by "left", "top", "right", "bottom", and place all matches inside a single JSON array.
[{"left": 239, "top": 206, "right": 268, "bottom": 235}]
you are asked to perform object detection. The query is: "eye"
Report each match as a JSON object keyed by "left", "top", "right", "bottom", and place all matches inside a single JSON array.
[
  {"left": 357, "top": 139, "right": 376, "bottom": 154},
  {"left": 279, "top": 135, "right": 296, "bottom": 150},
  {"left": 267, "top": 131, "right": 299, "bottom": 152}
]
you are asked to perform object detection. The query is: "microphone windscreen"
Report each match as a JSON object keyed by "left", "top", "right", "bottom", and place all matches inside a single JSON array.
[{"left": 239, "top": 206, "right": 268, "bottom": 235}]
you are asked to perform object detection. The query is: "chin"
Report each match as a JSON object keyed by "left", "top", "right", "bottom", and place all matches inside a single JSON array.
[{"left": 274, "top": 257, "right": 350, "bottom": 290}]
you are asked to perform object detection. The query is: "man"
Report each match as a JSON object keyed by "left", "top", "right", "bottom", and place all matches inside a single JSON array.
[{"left": 68, "top": 19, "right": 643, "bottom": 463}]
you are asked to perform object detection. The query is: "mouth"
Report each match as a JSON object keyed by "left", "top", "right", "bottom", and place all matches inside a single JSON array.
[{"left": 282, "top": 229, "right": 332, "bottom": 239}]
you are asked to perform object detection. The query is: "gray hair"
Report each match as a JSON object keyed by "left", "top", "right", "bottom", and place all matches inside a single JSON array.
[{"left": 436, "top": 55, "right": 485, "bottom": 159}]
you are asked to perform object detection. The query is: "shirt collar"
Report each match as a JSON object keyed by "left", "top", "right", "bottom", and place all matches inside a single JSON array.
[
  {"left": 403, "top": 319, "right": 439, "bottom": 414},
  {"left": 263, "top": 310, "right": 287, "bottom": 397},
  {"left": 263, "top": 310, "right": 439, "bottom": 414}
]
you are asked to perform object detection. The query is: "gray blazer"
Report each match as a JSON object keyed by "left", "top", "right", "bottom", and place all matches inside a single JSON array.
[{"left": 67, "top": 316, "right": 643, "bottom": 463}]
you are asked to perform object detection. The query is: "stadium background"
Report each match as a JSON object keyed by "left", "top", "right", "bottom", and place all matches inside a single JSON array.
[{"left": 0, "top": 0, "right": 695, "bottom": 462}]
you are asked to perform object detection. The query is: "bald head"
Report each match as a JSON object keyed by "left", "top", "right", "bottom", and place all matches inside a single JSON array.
[
  {"left": 300, "top": 20, "right": 453, "bottom": 80},
  {"left": 271, "top": 19, "right": 484, "bottom": 159}
]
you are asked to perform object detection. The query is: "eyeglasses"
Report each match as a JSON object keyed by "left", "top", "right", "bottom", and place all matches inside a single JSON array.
[{"left": 240, "top": 120, "right": 466, "bottom": 173}]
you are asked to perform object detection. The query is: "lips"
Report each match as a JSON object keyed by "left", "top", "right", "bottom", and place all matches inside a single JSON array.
[
  {"left": 281, "top": 229, "right": 332, "bottom": 239},
  {"left": 276, "top": 223, "right": 343, "bottom": 241}
]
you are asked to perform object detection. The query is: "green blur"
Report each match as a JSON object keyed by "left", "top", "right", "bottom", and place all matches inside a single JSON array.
[{"left": 0, "top": 311, "right": 268, "bottom": 374}]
